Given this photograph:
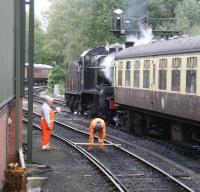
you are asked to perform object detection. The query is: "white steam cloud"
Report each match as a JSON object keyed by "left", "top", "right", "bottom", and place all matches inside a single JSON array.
[
  {"left": 100, "top": 53, "right": 115, "bottom": 82},
  {"left": 126, "top": 26, "right": 153, "bottom": 46}
]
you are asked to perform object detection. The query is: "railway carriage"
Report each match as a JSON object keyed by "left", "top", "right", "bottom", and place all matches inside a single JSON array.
[
  {"left": 25, "top": 63, "right": 52, "bottom": 85},
  {"left": 114, "top": 36, "right": 200, "bottom": 142}
]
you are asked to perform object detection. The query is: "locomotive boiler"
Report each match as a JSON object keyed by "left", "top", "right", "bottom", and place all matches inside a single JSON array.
[{"left": 65, "top": 44, "right": 123, "bottom": 119}]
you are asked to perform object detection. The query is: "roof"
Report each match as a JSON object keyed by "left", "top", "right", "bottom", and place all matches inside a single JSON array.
[
  {"left": 25, "top": 63, "right": 52, "bottom": 69},
  {"left": 115, "top": 35, "right": 200, "bottom": 60}
]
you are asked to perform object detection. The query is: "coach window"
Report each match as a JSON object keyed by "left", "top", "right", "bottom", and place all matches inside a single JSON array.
[
  {"left": 158, "top": 59, "right": 167, "bottom": 90},
  {"left": 186, "top": 57, "right": 197, "bottom": 94},
  {"left": 118, "top": 62, "right": 123, "bottom": 86},
  {"left": 171, "top": 58, "right": 181, "bottom": 92},
  {"left": 143, "top": 60, "right": 150, "bottom": 88},
  {"left": 125, "top": 61, "right": 131, "bottom": 86},
  {"left": 133, "top": 60, "right": 140, "bottom": 87}
]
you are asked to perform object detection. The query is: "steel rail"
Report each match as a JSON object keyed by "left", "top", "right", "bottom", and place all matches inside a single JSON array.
[
  {"left": 24, "top": 109, "right": 195, "bottom": 192},
  {"left": 23, "top": 117, "right": 129, "bottom": 192},
  {"left": 56, "top": 121, "right": 195, "bottom": 192}
]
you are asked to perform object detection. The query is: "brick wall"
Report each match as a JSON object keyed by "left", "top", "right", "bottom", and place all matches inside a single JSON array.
[
  {"left": 0, "top": 105, "right": 8, "bottom": 183},
  {"left": 0, "top": 97, "right": 23, "bottom": 184},
  {"left": 7, "top": 98, "right": 23, "bottom": 163}
]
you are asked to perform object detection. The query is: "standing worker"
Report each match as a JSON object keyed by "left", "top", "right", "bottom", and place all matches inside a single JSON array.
[
  {"left": 41, "top": 96, "right": 60, "bottom": 150},
  {"left": 88, "top": 116, "right": 106, "bottom": 151}
]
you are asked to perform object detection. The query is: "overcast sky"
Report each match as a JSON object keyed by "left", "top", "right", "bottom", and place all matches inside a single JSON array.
[
  {"left": 35, "top": 0, "right": 50, "bottom": 19},
  {"left": 33, "top": 0, "right": 51, "bottom": 30}
]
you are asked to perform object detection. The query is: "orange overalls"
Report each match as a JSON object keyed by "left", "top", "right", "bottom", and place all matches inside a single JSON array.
[
  {"left": 41, "top": 111, "right": 55, "bottom": 148},
  {"left": 88, "top": 118, "right": 106, "bottom": 151}
]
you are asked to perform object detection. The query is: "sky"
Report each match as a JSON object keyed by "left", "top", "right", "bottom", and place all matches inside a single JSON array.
[
  {"left": 34, "top": 0, "right": 51, "bottom": 30},
  {"left": 35, "top": 0, "right": 51, "bottom": 20}
]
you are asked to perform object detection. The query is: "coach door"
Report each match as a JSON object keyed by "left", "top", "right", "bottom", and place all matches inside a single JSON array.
[{"left": 151, "top": 58, "right": 156, "bottom": 110}]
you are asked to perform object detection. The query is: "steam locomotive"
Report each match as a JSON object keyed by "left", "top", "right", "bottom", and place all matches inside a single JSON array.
[
  {"left": 65, "top": 36, "right": 200, "bottom": 142},
  {"left": 65, "top": 43, "right": 123, "bottom": 121}
]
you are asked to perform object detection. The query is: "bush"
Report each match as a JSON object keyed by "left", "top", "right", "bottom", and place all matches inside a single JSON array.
[{"left": 48, "top": 65, "right": 65, "bottom": 93}]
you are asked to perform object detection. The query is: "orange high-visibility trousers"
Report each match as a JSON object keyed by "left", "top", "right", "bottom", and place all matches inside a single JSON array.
[
  {"left": 88, "top": 118, "right": 106, "bottom": 151},
  {"left": 41, "top": 111, "right": 55, "bottom": 147},
  {"left": 41, "top": 118, "right": 51, "bottom": 146}
]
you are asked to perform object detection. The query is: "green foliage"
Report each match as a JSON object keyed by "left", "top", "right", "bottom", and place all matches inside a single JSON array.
[
  {"left": 48, "top": 65, "right": 65, "bottom": 91},
  {"left": 25, "top": 0, "right": 200, "bottom": 73},
  {"left": 148, "top": 0, "right": 183, "bottom": 31},
  {"left": 175, "top": 0, "right": 200, "bottom": 35},
  {"left": 25, "top": 13, "right": 52, "bottom": 64},
  {"left": 148, "top": 0, "right": 183, "bottom": 18},
  {"left": 46, "top": 0, "right": 123, "bottom": 66}
]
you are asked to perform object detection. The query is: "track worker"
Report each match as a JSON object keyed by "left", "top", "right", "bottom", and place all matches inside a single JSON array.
[
  {"left": 41, "top": 96, "right": 59, "bottom": 150},
  {"left": 88, "top": 117, "right": 106, "bottom": 151}
]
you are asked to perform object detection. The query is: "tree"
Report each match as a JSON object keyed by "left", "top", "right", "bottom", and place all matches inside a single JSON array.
[
  {"left": 48, "top": 65, "right": 65, "bottom": 93},
  {"left": 46, "top": 0, "right": 123, "bottom": 66},
  {"left": 148, "top": 0, "right": 183, "bottom": 31},
  {"left": 175, "top": 0, "right": 200, "bottom": 35},
  {"left": 25, "top": 13, "right": 51, "bottom": 64}
]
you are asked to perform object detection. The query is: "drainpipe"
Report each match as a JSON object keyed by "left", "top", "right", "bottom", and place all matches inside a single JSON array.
[
  {"left": 27, "top": 0, "right": 34, "bottom": 163},
  {"left": 15, "top": 0, "right": 20, "bottom": 160},
  {"left": 15, "top": 0, "right": 25, "bottom": 158}
]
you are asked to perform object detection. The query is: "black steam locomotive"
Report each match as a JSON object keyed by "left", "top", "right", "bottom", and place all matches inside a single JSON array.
[{"left": 65, "top": 44, "right": 123, "bottom": 120}]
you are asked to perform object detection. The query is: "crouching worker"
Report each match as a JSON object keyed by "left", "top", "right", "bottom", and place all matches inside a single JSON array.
[
  {"left": 41, "top": 96, "right": 60, "bottom": 150},
  {"left": 88, "top": 117, "right": 106, "bottom": 151}
]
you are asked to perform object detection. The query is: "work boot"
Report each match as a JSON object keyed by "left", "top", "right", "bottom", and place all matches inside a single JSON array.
[
  {"left": 99, "top": 143, "right": 104, "bottom": 152},
  {"left": 42, "top": 145, "right": 49, "bottom": 150},
  {"left": 88, "top": 143, "right": 94, "bottom": 151}
]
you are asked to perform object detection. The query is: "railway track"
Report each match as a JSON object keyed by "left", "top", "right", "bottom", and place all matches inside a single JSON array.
[
  {"left": 23, "top": 109, "right": 196, "bottom": 192},
  {"left": 24, "top": 86, "right": 67, "bottom": 112},
  {"left": 26, "top": 87, "right": 200, "bottom": 191},
  {"left": 24, "top": 115, "right": 129, "bottom": 192}
]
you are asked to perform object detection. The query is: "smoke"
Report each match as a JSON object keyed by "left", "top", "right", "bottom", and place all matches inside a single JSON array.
[
  {"left": 99, "top": 1, "right": 154, "bottom": 82},
  {"left": 100, "top": 53, "right": 116, "bottom": 82},
  {"left": 122, "top": 0, "right": 154, "bottom": 45},
  {"left": 126, "top": 26, "right": 153, "bottom": 46}
]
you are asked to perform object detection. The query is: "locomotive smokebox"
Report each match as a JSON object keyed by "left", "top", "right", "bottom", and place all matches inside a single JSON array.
[{"left": 125, "top": 41, "right": 134, "bottom": 48}]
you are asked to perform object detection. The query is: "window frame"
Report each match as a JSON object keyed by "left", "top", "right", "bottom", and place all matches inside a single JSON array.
[
  {"left": 125, "top": 61, "right": 131, "bottom": 87},
  {"left": 158, "top": 59, "right": 168, "bottom": 91},
  {"left": 185, "top": 57, "right": 197, "bottom": 94},
  {"left": 143, "top": 60, "right": 150, "bottom": 89},
  {"left": 171, "top": 58, "right": 181, "bottom": 92},
  {"left": 117, "top": 62, "right": 123, "bottom": 86},
  {"left": 133, "top": 60, "right": 140, "bottom": 88}
]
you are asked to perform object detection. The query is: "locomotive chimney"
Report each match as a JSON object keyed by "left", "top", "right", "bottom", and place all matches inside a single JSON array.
[{"left": 125, "top": 41, "right": 134, "bottom": 48}]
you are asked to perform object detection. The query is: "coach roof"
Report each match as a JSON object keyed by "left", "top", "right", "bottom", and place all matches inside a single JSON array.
[
  {"left": 25, "top": 63, "right": 52, "bottom": 69},
  {"left": 115, "top": 35, "right": 200, "bottom": 60}
]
